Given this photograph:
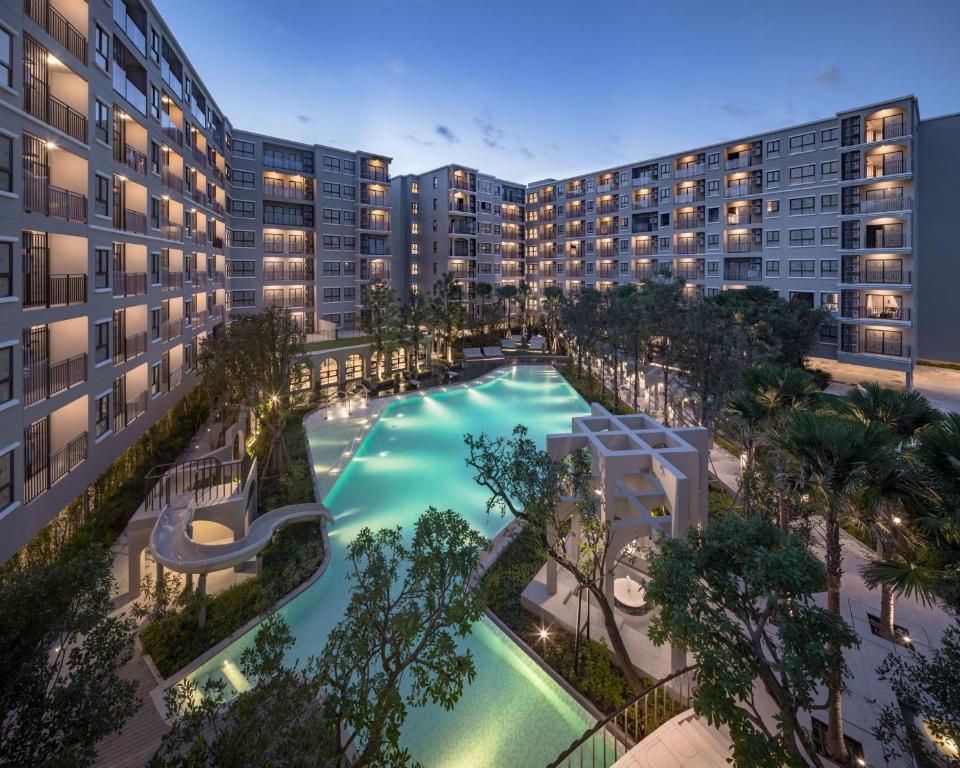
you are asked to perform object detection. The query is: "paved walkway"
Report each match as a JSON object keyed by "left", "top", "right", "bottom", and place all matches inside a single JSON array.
[{"left": 812, "top": 358, "right": 960, "bottom": 413}]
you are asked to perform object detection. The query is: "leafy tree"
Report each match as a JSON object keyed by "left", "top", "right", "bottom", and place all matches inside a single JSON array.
[
  {"left": 359, "top": 279, "right": 400, "bottom": 381},
  {"left": 637, "top": 280, "right": 685, "bottom": 425},
  {"left": 517, "top": 279, "right": 533, "bottom": 336},
  {"left": 541, "top": 285, "right": 565, "bottom": 353},
  {"left": 474, "top": 281, "right": 493, "bottom": 346},
  {"left": 776, "top": 412, "right": 890, "bottom": 763},
  {"left": 430, "top": 272, "right": 466, "bottom": 362},
  {"left": 560, "top": 287, "right": 604, "bottom": 379},
  {"left": 199, "top": 307, "right": 307, "bottom": 475},
  {"left": 495, "top": 283, "right": 518, "bottom": 334},
  {"left": 0, "top": 546, "right": 138, "bottom": 768},
  {"left": 464, "top": 426, "right": 645, "bottom": 692},
  {"left": 319, "top": 507, "right": 487, "bottom": 765},
  {"left": 398, "top": 288, "right": 430, "bottom": 375},
  {"left": 152, "top": 508, "right": 486, "bottom": 768},
  {"left": 647, "top": 514, "right": 858, "bottom": 768}
]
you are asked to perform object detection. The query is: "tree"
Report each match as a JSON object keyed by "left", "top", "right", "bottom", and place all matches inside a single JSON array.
[
  {"left": 517, "top": 279, "right": 533, "bottom": 336},
  {"left": 646, "top": 515, "right": 858, "bottom": 768},
  {"left": 199, "top": 307, "right": 307, "bottom": 475},
  {"left": 541, "top": 285, "right": 564, "bottom": 353},
  {"left": 637, "top": 280, "right": 684, "bottom": 425},
  {"left": 430, "top": 273, "right": 466, "bottom": 362},
  {"left": 495, "top": 283, "right": 518, "bottom": 334},
  {"left": 560, "top": 287, "right": 604, "bottom": 379},
  {"left": 359, "top": 279, "right": 400, "bottom": 381},
  {"left": 464, "top": 426, "right": 645, "bottom": 692},
  {"left": 775, "top": 412, "right": 890, "bottom": 763},
  {"left": 0, "top": 546, "right": 138, "bottom": 768},
  {"left": 399, "top": 289, "right": 430, "bottom": 375},
  {"left": 152, "top": 508, "right": 487, "bottom": 768},
  {"left": 318, "top": 507, "right": 487, "bottom": 766},
  {"left": 474, "top": 281, "right": 493, "bottom": 346}
]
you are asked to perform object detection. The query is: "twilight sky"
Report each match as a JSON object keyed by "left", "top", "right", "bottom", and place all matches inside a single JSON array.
[{"left": 156, "top": 0, "right": 960, "bottom": 184}]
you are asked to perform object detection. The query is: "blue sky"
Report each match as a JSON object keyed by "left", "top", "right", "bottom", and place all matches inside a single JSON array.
[{"left": 157, "top": 0, "right": 960, "bottom": 184}]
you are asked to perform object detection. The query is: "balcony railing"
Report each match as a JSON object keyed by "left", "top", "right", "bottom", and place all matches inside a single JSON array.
[
  {"left": 361, "top": 165, "right": 389, "bottom": 182},
  {"left": 124, "top": 144, "right": 147, "bottom": 175},
  {"left": 125, "top": 390, "right": 148, "bottom": 424},
  {"left": 844, "top": 339, "right": 911, "bottom": 358},
  {"left": 865, "top": 158, "right": 905, "bottom": 178},
  {"left": 190, "top": 144, "right": 206, "bottom": 167},
  {"left": 724, "top": 265, "right": 763, "bottom": 281},
  {"left": 161, "top": 271, "right": 183, "bottom": 290},
  {"left": 858, "top": 196, "right": 913, "bottom": 214},
  {"left": 865, "top": 230, "right": 904, "bottom": 249},
  {"left": 674, "top": 265, "right": 705, "bottom": 280},
  {"left": 865, "top": 120, "right": 906, "bottom": 143},
  {"left": 23, "top": 171, "right": 86, "bottom": 222},
  {"left": 161, "top": 115, "right": 183, "bottom": 146},
  {"left": 632, "top": 243, "right": 657, "bottom": 257},
  {"left": 632, "top": 173, "right": 656, "bottom": 186},
  {"left": 161, "top": 221, "right": 183, "bottom": 242},
  {"left": 113, "top": 271, "right": 147, "bottom": 296},
  {"left": 675, "top": 163, "right": 705, "bottom": 179},
  {"left": 212, "top": 304, "right": 225, "bottom": 322},
  {"left": 724, "top": 155, "right": 761, "bottom": 170},
  {"left": 26, "top": 0, "right": 87, "bottom": 64},
  {"left": 567, "top": 187, "right": 584, "bottom": 197},
  {"left": 359, "top": 219, "right": 390, "bottom": 232},
  {"left": 842, "top": 306, "right": 911, "bottom": 321},
  {"left": 119, "top": 330, "right": 147, "bottom": 362},
  {"left": 724, "top": 184, "right": 762, "bottom": 199},
  {"left": 23, "top": 352, "right": 87, "bottom": 407},
  {"left": 634, "top": 267, "right": 656, "bottom": 280},
  {"left": 674, "top": 241, "right": 704, "bottom": 255},
  {"left": 191, "top": 230, "right": 208, "bottom": 247},
  {"left": 23, "top": 272, "right": 86, "bottom": 308},
  {"left": 25, "top": 430, "right": 88, "bottom": 504},
  {"left": 115, "top": 208, "right": 147, "bottom": 234},
  {"left": 726, "top": 211, "right": 763, "bottom": 226},
  {"left": 633, "top": 197, "right": 657, "bottom": 210},
  {"left": 675, "top": 191, "right": 705, "bottom": 204},
  {"left": 25, "top": 86, "right": 87, "bottom": 143},
  {"left": 161, "top": 167, "right": 184, "bottom": 194},
  {"left": 263, "top": 181, "right": 309, "bottom": 201},
  {"left": 161, "top": 318, "right": 183, "bottom": 341},
  {"left": 726, "top": 239, "right": 762, "bottom": 253}
]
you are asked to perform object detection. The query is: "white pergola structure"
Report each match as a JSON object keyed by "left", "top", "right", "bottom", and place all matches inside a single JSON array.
[{"left": 545, "top": 404, "right": 710, "bottom": 667}]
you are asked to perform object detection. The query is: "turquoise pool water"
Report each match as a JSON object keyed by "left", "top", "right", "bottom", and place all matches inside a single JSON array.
[{"left": 188, "top": 365, "right": 594, "bottom": 766}]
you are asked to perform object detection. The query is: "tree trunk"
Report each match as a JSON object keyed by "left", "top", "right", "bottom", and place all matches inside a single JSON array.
[
  {"left": 824, "top": 508, "right": 849, "bottom": 764},
  {"left": 590, "top": 584, "right": 644, "bottom": 692},
  {"left": 613, "top": 350, "right": 621, "bottom": 410},
  {"left": 661, "top": 364, "right": 671, "bottom": 426}
]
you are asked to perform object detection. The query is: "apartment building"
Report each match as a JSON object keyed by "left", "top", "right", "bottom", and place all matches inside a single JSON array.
[
  {"left": 225, "top": 133, "right": 393, "bottom": 337},
  {"left": 0, "top": 0, "right": 235, "bottom": 561},
  {"left": 390, "top": 165, "right": 525, "bottom": 310},
  {"left": 525, "top": 96, "right": 924, "bottom": 382}
]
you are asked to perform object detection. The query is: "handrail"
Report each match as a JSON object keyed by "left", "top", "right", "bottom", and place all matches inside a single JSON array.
[
  {"left": 546, "top": 664, "right": 699, "bottom": 768},
  {"left": 144, "top": 453, "right": 252, "bottom": 511}
]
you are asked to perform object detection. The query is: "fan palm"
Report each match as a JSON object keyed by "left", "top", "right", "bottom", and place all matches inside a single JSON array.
[
  {"left": 776, "top": 411, "right": 890, "bottom": 764},
  {"left": 834, "top": 381, "right": 940, "bottom": 446}
]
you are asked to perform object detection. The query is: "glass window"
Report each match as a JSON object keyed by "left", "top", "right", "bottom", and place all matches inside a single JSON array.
[
  {"left": 95, "top": 101, "right": 110, "bottom": 144},
  {"left": 0, "top": 448, "right": 11, "bottom": 509},
  {"left": 789, "top": 132, "right": 815, "bottom": 151},
  {"left": 0, "top": 27, "right": 11, "bottom": 88},
  {"left": 0, "top": 346, "right": 12, "bottom": 402},
  {"left": 789, "top": 259, "right": 815, "bottom": 276},
  {"left": 0, "top": 242, "right": 11, "bottom": 296},
  {"left": 95, "top": 394, "right": 110, "bottom": 437},
  {"left": 766, "top": 139, "right": 780, "bottom": 155},
  {"left": 789, "top": 197, "right": 815, "bottom": 215},
  {"left": 95, "top": 248, "right": 110, "bottom": 289},
  {"left": 94, "top": 25, "right": 109, "bottom": 71},
  {"left": 0, "top": 135, "right": 11, "bottom": 193},
  {"left": 95, "top": 321, "right": 110, "bottom": 362},
  {"left": 231, "top": 139, "right": 255, "bottom": 159}
]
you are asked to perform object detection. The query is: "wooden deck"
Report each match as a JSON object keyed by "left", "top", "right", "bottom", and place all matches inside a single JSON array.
[{"left": 94, "top": 655, "right": 167, "bottom": 767}]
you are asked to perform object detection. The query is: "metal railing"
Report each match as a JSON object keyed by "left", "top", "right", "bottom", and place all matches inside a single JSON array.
[
  {"left": 125, "top": 389, "right": 148, "bottom": 424},
  {"left": 858, "top": 196, "right": 912, "bottom": 214},
  {"left": 25, "top": 85, "right": 87, "bottom": 143},
  {"left": 547, "top": 665, "right": 698, "bottom": 768},
  {"left": 113, "top": 271, "right": 147, "bottom": 296},
  {"left": 361, "top": 165, "right": 389, "bottom": 182},
  {"left": 115, "top": 207, "right": 147, "bottom": 234},
  {"left": 675, "top": 163, "right": 705, "bottom": 179},
  {"left": 23, "top": 171, "right": 86, "bottom": 221},
  {"left": 26, "top": 0, "right": 87, "bottom": 63},
  {"left": 865, "top": 120, "right": 906, "bottom": 142},
  {"left": 144, "top": 453, "right": 252, "bottom": 512},
  {"left": 23, "top": 352, "right": 87, "bottom": 406},
  {"left": 865, "top": 158, "right": 905, "bottom": 178},
  {"left": 124, "top": 144, "right": 147, "bottom": 174},
  {"left": 162, "top": 271, "right": 184, "bottom": 290},
  {"left": 23, "top": 272, "right": 86, "bottom": 308},
  {"left": 865, "top": 231, "right": 904, "bottom": 248}
]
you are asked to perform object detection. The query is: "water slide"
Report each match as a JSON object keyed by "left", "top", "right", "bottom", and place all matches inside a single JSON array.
[{"left": 150, "top": 501, "right": 332, "bottom": 574}]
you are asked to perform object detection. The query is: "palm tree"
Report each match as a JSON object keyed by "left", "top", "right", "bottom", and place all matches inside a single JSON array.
[
  {"left": 430, "top": 273, "right": 466, "bottom": 363},
  {"left": 359, "top": 279, "right": 399, "bottom": 381},
  {"left": 495, "top": 284, "right": 518, "bottom": 335},
  {"left": 776, "top": 412, "right": 890, "bottom": 764},
  {"left": 541, "top": 285, "right": 564, "bottom": 353},
  {"left": 475, "top": 281, "right": 493, "bottom": 346},
  {"left": 517, "top": 280, "right": 533, "bottom": 337},
  {"left": 727, "top": 365, "right": 820, "bottom": 527},
  {"left": 831, "top": 383, "right": 939, "bottom": 640},
  {"left": 399, "top": 289, "right": 430, "bottom": 375}
]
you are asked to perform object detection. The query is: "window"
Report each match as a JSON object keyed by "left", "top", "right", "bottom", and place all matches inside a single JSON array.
[
  {"left": 230, "top": 199, "right": 254, "bottom": 218},
  {"left": 707, "top": 152, "right": 719, "bottom": 169},
  {"left": 322, "top": 155, "right": 341, "bottom": 173},
  {"left": 95, "top": 248, "right": 110, "bottom": 289},
  {"left": 94, "top": 25, "right": 109, "bottom": 72},
  {"left": 322, "top": 182, "right": 341, "bottom": 198},
  {"left": 226, "top": 260, "right": 255, "bottom": 277},
  {"left": 789, "top": 165, "right": 816, "bottom": 185},
  {"left": 821, "top": 127, "right": 839, "bottom": 143},
  {"left": 230, "top": 169, "right": 254, "bottom": 189},
  {"left": 707, "top": 233, "right": 720, "bottom": 249},
  {"left": 821, "top": 259, "right": 838, "bottom": 277},
  {"left": 229, "top": 290, "right": 255, "bottom": 308},
  {"left": 150, "top": 142, "right": 161, "bottom": 175},
  {"left": 150, "top": 85, "right": 160, "bottom": 120},
  {"left": 95, "top": 101, "right": 109, "bottom": 144},
  {"left": 766, "top": 260, "right": 780, "bottom": 276},
  {"left": 0, "top": 135, "right": 10, "bottom": 193},
  {"left": 766, "top": 231, "right": 780, "bottom": 246},
  {"left": 95, "top": 321, "right": 110, "bottom": 362},
  {"left": 0, "top": 346, "right": 11, "bottom": 402},
  {"left": 228, "top": 230, "right": 255, "bottom": 247},
  {"left": 343, "top": 185, "right": 356, "bottom": 200},
  {"left": 0, "top": 240, "right": 14, "bottom": 300},
  {"left": 323, "top": 287, "right": 341, "bottom": 303},
  {"left": 766, "top": 200, "right": 780, "bottom": 215},
  {"left": 819, "top": 322, "right": 838, "bottom": 343},
  {"left": 150, "top": 29, "right": 161, "bottom": 63},
  {"left": 231, "top": 139, "right": 255, "bottom": 159},
  {"left": 150, "top": 197, "right": 160, "bottom": 229},
  {"left": 323, "top": 209, "right": 341, "bottom": 225},
  {"left": 766, "top": 170, "right": 780, "bottom": 185},
  {"left": 821, "top": 194, "right": 838, "bottom": 212},
  {"left": 766, "top": 139, "right": 780, "bottom": 156},
  {"left": 789, "top": 197, "right": 815, "bottom": 215},
  {"left": 821, "top": 160, "right": 839, "bottom": 176},
  {"left": 96, "top": 394, "right": 110, "bottom": 437},
  {"left": 789, "top": 259, "right": 815, "bottom": 277},
  {"left": 343, "top": 286, "right": 356, "bottom": 301},
  {"left": 150, "top": 308, "right": 161, "bottom": 339},
  {"left": 821, "top": 227, "right": 838, "bottom": 245},
  {"left": 342, "top": 159, "right": 356, "bottom": 174},
  {"left": 322, "top": 236, "right": 341, "bottom": 251},
  {"left": 789, "top": 132, "right": 815, "bottom": 152},
  {"left": 0, "top": 27, "right": 11, "bottom": 87},
  {"left": 707, "top": 179, "right": 719, "bottom": 196},
  {"left": 789, "top": 229, "right": 815, "bottom": 247},
  {"left": 151, "top": 363, "right": 160, "bottom": 395},
  {"left": 343, "top": 210, "right": 356, "bottom": 226},
  {"left": 707, "top": 260, "right": 719, "bottom": 276},
  {"left": 707, "top": 207, "right": 719, "bottom": 223},
  {"left": 411, "top": 180, "right": 419, "bottom": 194},
  {"left": 0, "top": 448, "right": 11, "bottom": 510},
  {"left": 344, "top": 236, "right": 356, "bottom": 250},
  {"left": 322, "top": 261, "right": 341, "bottom": 277},
  {"left": 95, "top": 176, "right": 110, "bottom": 216}
]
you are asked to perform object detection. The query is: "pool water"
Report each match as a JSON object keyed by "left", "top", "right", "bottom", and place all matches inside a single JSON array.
[{"left": 189, "top": 365, "right": 594, "bottom": 766}]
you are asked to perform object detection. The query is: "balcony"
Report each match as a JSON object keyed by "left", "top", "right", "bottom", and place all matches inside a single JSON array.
[
  {"left": 842, "top": 305, "right": 911, "bottom": 322},
  {"left": 113, "top": 271, "right": 147, "bottom": 296},
  {"left": 24, "top": 79, "right": 87, "bottom": 144},
  {"left": 674, "top": 263, "right": 704, "bottom": 280},
  {"left": 26, "top": 0, "right": 88, "bottom": 64},
  {"left": 865, "top": 157, "right": 906, "bottom": 178},
  {"left": 23, "top": 172, "right": 86, "bottom": 222},
  {"left": 161, "top": 113, "right": 183, "bottom": 146},
  {"left": 23, "top": 352, "right": 87, "bottom": 407},
  {"left": 360, "top": 189, "right": 389, "bottom": 206},
  {"left": 361, "top": 164, "right": 389, "bottom": 182},
  {"left": 726, "top": 237, "right": 762, "bottom": 254},
  {"left": 114, "top": 207, "right": 147, "bottom": 235},
  {"left": 675, "top": 163, "right": 705, "bottom": 179},
  {"left": 857, "top": 196, "right": 913, "bottom": 214},
  {"left": 161, "top": 221, "right": 183, "bottom": 241},
  {"left": 113, "top": 1, "right": 145, "bottom": 55},
  {"left": 632, "top": 243, "right": 657, "bottom": 257},
  {"left": 161, "top": 271, "right": 183, "bottom": 290},
  {"left": 449, "top": 221, "right": 476, "bottom": 235},
  {"left": 161, "top": 167, "right": 184, "bottom": 194},
  {"left": 191, "top": 144, "right": 206, "bottom": 167},
  {"left": 262, "top": 265, "right": 308, "bottom": 281},
  {"left": 121, "top": 144, "right": 147, "bottom": 175},
  {"left": 724, "top": 154, "right": 761, "bottom": 170},
  {"left": 359, "top": 217, "right": 390, "bottom": 232},
  {"left": 724, "top": 259, "right": 763, "bottom": 281},
  {"left": 111, "top": 64, "right": 146, "bottom": 115},
  {"left": 210, "top": 271, "right": 225, "bottom": 288},
  {"left": 675, "top": 214, "right": 704, "bottom": 230},
  {"left": 675, "top": 191, "right": 705, "bottom": 205},
  {"left": 843, "top": 338, "right": 910, "bottom": 359},
  {"left": 674, "top": 240, "right": 704, "bottom": 255},
  {"left": 865, "top": 228, "right": 904, "bottom": 249},
  {"left": 726, "top": 209, "right": 762, "bottom": 226},
  {"left": 125, "top": 390, "right": 147, "bottom": 424},
  {"left": 566, "top": 186, "right": 584, "bottom": 198},
  {"left": 725, "top": 183, "right": 762, "bottom": 199},
  {"left": 865, "top": 118, "right": 906, "bottom": 143},
  {"left": 24, "top": 430, "right": 88, "bottom": 504},
  {"left": 263, "top": 179, "right": 310, "bottom": 201},
  {"left": 23, "top": 271, "right": 86, "bottom": 309},
  {"left": 633, "top": 196, "right": 657, "bottom": 211},
  {"left": 161, "top": 318, "right": 183, "bottom": 341},
  {"left": 596, "top": 266, "right": 618, "bottom": 279},
  {"left": 634, "top": 266, "right": 656, "bottom": 280},
  {"left": 842, "top": 268, "right": 911, "bottom": 286},
  {"left": 447, "top": 267, "right": 475, "bottom": 279},
  {"left": 632, "top": 172, "right": 657, "bottom": 186},
  {"left": 113, "top": 331, "right": 146, "bottom": 363}
]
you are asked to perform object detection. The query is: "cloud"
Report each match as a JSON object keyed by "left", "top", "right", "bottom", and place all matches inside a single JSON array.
[
  {"left": 518, "top": 146, "right": 534, "bottom": 160},
  {"left": 474, "top": 115, "right": 504, "bottom": 149},
  {"left": 809, "top": 65, "right": 845, "bottom": 87},
  {"left": 385, "top": 58, "right": 407, "bottom": 74},
  {"left": 296, "top": 114, "right": 312, "bottom": 124},
  {"left": 718, "top": 102, "right": 762, "bottom": 119},
  {"left": 434, "top": 124, "right": 459, "bottom": 144},
  {"left": 403, "top": 132, "right": 435, "bottom": 147}
]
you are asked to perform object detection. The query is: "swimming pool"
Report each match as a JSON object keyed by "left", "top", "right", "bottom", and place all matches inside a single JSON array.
[{"left": 189, "top": 365, "right": 594, "bottom": 766}]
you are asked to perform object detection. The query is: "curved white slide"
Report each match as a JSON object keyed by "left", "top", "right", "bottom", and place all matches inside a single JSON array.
[{"left": 151, "top": 502, "right": 332, "bottom": 574}]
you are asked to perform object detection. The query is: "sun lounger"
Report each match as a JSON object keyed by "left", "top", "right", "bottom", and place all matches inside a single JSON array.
[
  {"left": 528, "top": 336, "right": 546, "bottom": 352},
  {"left": 501, "top": 338, "right": 518, "bottom": 350},
  {"left": 482, "top": 347, "right": 505, "bottom": 359},
  {"left": 463, "top": 348, "right": 484, "bottom": 361}
]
